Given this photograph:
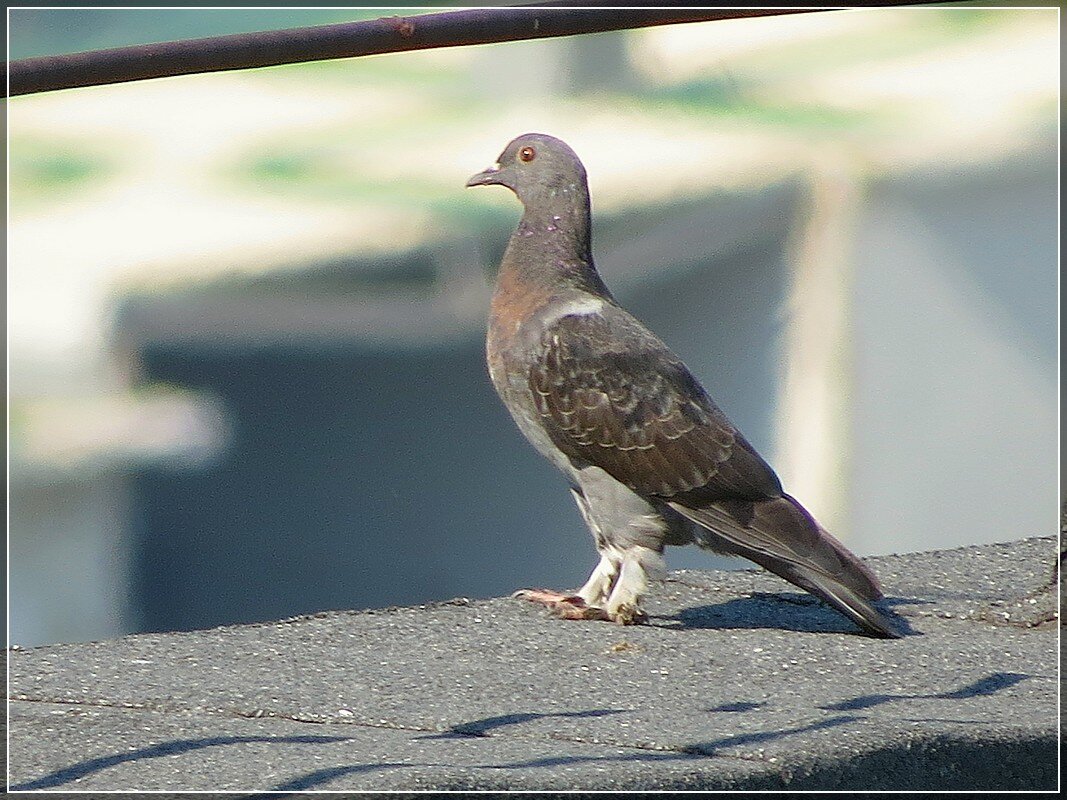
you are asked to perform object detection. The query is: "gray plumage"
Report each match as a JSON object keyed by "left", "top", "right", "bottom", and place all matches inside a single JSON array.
[{"left": 467, "top": 132, "right": 897, "bottom": 638}]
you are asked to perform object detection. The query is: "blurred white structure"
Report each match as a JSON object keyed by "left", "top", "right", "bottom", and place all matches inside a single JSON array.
[{"left": 7, "top": 7, "right": 1058, "bottom": 645}]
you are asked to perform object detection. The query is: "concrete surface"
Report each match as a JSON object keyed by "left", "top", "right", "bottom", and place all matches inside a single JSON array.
[{"left": 7, "top": 536, "right": 1059, "bottom": 792}]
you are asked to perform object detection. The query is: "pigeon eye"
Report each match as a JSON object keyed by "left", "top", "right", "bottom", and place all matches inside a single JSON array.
[{"left": 519, "top": 146, "right": 536, "bottom": 163}]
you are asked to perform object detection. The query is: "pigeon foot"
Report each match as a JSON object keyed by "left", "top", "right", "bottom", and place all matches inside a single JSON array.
[
  {"left": 607, "top": 603, "right": 648, "bottom": 625},
  {"left": 512, "top": 588, "right": 611, "bottom": 621}
]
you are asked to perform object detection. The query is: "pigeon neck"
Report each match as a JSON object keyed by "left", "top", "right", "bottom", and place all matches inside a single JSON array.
[
  {"left": 504, "top": 196, "right": 606, "bottom": 294},
  {"left": 517, "top": 194, "right": 590, "bottom": 251}
]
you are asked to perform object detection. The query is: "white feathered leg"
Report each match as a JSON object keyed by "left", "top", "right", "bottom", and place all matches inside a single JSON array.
[
  {"left": 604, "top": 546, "right": 665, "bottom": 624},
  {"left": 570, "top": 487, "right": 621, "bottom": 607},
  {"left": 576, "top": 551, "right": 620, "bottom": 607},
  {"left": 514, "top": 473, "right": 668, "bottom": 624}
]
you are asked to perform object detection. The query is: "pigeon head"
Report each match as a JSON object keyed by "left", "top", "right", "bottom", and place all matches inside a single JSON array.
[{"left": 466, "top": 133, "right": 589, "bottom": 210}]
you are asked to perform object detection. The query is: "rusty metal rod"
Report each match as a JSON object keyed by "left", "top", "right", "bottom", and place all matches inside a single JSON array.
[{"left": 7, "top": 3, "right": 950, "bottom": 97}]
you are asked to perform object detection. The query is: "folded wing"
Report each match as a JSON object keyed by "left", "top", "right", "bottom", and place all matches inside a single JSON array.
[{"left": 529, "top": 307, "right": 896, "bottom": 637}]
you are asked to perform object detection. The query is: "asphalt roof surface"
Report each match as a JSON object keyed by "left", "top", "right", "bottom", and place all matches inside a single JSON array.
[{"left": 8, "top": 536, "right": 1059, "bottom": 791}]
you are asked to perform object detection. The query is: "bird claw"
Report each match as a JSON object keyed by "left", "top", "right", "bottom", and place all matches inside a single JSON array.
[
  {"left": 608, "top": 604, "right": 648, "bottom": 625},
  {"left": 552, "top": 602, "right": 612, "bottom": 621},
  {"left": 512, "top": 588, "right": 611, "bottom": 621},
  {"left": 511, "top": 588, "right": 649, "bottom": 623}
]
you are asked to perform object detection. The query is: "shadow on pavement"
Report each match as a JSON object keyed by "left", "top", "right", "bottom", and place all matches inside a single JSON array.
[
  {"left": 681, "top": 714, "right": 861, "bottom": 755},
  {"left": 416, "top": 708, "right": 626, "bottom": 740},
  {"left": 661, "top": 593, "right": 920, "bottom": 637},
  {"left": 10, "top": 733, "right": 355, "bottom": 791},
  {"left": 821, "top": 671, "right": 1032, "bottom": 711}
]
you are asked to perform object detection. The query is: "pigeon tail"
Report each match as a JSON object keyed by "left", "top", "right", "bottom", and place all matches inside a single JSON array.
[
  {"left": 741, "top": 543, "right": 899, "bottom": 638},
  {"left": 669, "top": 495, "right": 899, "bottom": 638}
]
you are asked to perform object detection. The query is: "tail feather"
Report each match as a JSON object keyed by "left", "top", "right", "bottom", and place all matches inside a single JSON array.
[
  {"left": 737, "top": 546, "right": 899, "bottom": 639},
  {"left": 668, "top": 494, "right": 898, "bottom": 638}
]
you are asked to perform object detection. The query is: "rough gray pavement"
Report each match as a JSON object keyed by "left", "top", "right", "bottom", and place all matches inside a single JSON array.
[{"left": 7, "top": 536, "right": 1058, "bottom": 792}]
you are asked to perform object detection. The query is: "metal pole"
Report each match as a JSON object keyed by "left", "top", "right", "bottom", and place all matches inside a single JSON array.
[{"left": 7, "top": 4, "right": 947, "bottom": 97}]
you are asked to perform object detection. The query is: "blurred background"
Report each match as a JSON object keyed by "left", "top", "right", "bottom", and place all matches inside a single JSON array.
[{"left": 8, "top": 6, "right": 1058, "bottom": 646}]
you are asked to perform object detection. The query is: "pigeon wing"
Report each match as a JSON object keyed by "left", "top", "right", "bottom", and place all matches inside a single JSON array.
[
  {"left": 528, "top": 306, "right": 893, "bottom": 634},
  {"left": 528, "top": 307, "right": 782, "bottom": 502}
]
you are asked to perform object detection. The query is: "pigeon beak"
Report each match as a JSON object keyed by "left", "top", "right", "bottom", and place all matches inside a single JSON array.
[{"left": 466, "top": 165, "right": 505, "bottom": 188}]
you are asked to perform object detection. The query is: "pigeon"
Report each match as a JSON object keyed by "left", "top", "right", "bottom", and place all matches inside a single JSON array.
[{"left": 467, "top": 132, "right": 898, "bottom": 638}]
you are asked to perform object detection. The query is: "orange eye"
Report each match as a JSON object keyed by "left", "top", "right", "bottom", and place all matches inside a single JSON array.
[{"left": 519, "top": 146, "right": 536, "bottom": 162}]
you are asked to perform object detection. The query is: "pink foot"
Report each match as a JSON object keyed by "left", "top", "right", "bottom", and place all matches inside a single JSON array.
[{"left": 512, "top": 588, "right": 611, "bottom": 621}]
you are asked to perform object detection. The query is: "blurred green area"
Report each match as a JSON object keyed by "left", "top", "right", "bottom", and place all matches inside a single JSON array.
[
  {"left": 8, "top": 6, "right": 1037, "bottom": 220},
  {"left": 242, "top": 150, "right": 518, "bottom": 230},
  {"left": 8, "top": 135, "right": 117, "bottom": 208},
  {"left": 8, "top": 8, "right": 395, "bottom": 59}
]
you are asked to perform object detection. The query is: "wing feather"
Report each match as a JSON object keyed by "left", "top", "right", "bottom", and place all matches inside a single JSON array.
[{"left": 528, "top": 307, "right": 781, "bottom": 502}]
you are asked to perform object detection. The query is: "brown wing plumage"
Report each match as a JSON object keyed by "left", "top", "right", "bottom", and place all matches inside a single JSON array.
[
  {"left": 528, "top": 307, "right": 782, "bottom": 502},
  {"left": 528, "top": 307, "right": 896, "bottom": 637}
]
